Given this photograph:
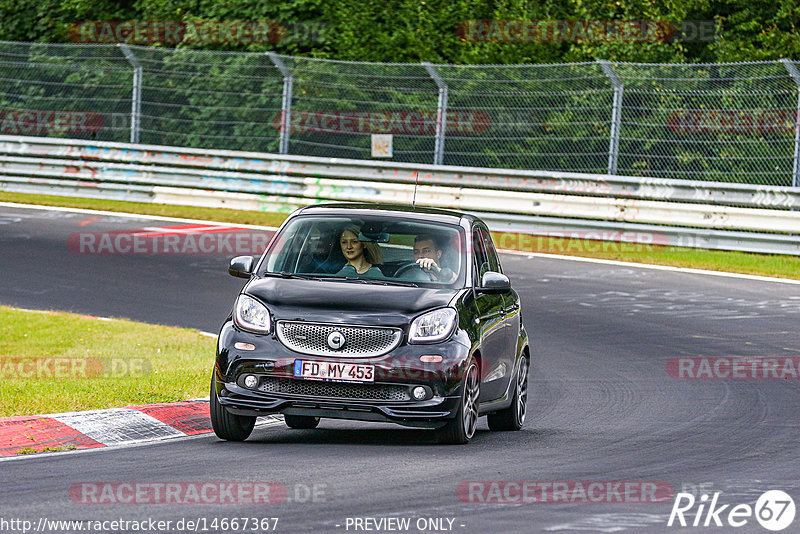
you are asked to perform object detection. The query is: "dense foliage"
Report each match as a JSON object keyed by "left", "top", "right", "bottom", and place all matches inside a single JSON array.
[
  {"left": 1, "top": 1, "right": 799, "bottom": 184},
  {"left": 1, "top": 0, "right": 799, "bottom": 64}
]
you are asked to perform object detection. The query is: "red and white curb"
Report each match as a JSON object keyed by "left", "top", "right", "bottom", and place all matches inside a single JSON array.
[{"left": 0, "top": 401, "right": 282, "bottom": 457}]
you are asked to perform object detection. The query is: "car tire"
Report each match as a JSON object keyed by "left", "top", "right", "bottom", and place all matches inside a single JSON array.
[
  {"left": 284, "top": 414, "right": 320, "bottom": 429},
  {"left": 210, "top": 374, "right": 256, "bottom": 441},
  {"left": 487, "top": 356, "right": 528, "bottom": 431},
  {"left": 437, "top": 361, "right": 479, "bottom": 444}
]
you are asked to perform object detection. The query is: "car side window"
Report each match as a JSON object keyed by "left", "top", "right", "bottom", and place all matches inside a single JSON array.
[
  {"left": 472, "top": 225, "right": 490, "bottom": 281},
  {"left": 480, "top": 227, "right": 502, "bottom": 274}
]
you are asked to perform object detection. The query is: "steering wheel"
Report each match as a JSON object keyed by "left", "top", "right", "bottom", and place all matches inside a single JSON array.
[{"left": 393, "top": 261, "right": 433, "bottom": 281}]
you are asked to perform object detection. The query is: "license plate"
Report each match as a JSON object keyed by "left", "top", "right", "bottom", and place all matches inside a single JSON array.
[{"left": 293, "top": 360, "right": 374, "bottom": 383}]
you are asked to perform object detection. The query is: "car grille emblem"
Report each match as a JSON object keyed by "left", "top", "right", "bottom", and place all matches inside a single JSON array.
[
  {"left": 277, "top": 321, "right": 402, "bottom": 357},
  {"left": 327, "top": 331, "right": 346, "bottom": 350}
]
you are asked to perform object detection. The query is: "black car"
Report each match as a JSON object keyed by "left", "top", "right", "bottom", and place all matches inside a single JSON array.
[{"left": 211, "top": 203, "right": 530, "bottom": 444}]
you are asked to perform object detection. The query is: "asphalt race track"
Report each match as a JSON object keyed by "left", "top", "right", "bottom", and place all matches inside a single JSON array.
[{"left": 1, "top": 204, "right": 799, "bottom": 533}]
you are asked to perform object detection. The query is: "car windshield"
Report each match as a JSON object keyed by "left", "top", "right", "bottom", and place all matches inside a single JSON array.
[{"left": 258, "top": 214, "right": 466, "bottom": 288}]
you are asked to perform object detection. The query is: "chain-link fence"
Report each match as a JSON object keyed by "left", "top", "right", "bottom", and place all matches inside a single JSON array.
[{"left": 1, "top": 41, "right": 799, "bottom": 187}]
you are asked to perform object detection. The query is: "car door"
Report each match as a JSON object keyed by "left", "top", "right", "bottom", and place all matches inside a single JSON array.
[
  {"left": 481, "top": 226, "right": 520, "bottom": 391},
  {"left": 475, "top": 225, "right": 517, "bottom": 400},
  {"left": 472, "top": 225, "right": 508, "bottom": 402}
]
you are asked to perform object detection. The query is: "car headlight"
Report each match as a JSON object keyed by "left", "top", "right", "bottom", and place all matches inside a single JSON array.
[
  {"left": 409, "top": 307, "right": 457, "bottom": 343},
  {"left": 234, "top": 295, "right": 271, "bottom": 334}
]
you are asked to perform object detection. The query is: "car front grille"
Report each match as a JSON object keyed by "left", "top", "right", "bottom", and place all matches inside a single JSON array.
[
  {"left": 276, "top": 321, "right": 402, "bottom": 357},
  {"left": 259, "top": 377, "right": 410, "bottom": 402}
]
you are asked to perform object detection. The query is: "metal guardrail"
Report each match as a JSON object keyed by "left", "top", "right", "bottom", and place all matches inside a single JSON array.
[
  {"left": 2, "top": 136, "right": 799, "bottom": 209},
  {"left": 0, "top": 135, "right": 798, "bottom": 256}
]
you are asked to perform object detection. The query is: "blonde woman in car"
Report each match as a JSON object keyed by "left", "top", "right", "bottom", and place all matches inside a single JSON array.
[{"left": 334, "top": 225, "right": 383, "bottom": 277}]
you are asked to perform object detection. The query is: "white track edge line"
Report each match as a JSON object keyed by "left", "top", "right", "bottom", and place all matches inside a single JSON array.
[{"left": 499, "top": 249, "right": 800, "bottom": 285}]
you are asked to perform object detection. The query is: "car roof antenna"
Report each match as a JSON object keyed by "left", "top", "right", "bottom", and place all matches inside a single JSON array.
[{"left": 412, "top": 172, "right": 418, "bottom": 209}]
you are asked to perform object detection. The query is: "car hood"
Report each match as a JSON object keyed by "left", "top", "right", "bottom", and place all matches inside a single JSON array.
[{"left": 243, "top": 277, "right": 459, "bottom": 326}]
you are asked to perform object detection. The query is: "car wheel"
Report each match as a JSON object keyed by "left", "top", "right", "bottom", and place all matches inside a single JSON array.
[
  {"left": 284, "top": 414, "right": 320, "bottom": 429},
  {"left": 487, "top": 356, "right": 528, "bottom": 431},
  {"left": 209, "top": 373, "right": 256, "bottom": 441},
  {"left": 437, "top": 361, "right": 479, "bottom": 444}
]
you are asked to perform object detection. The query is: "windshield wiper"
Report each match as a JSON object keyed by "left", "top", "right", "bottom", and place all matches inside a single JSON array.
[
  {"left": 372, "top": 279, "right": 420, "bottom": 287},
  {"left": 263, "top": 271, "right": 316, "bottom": 280},
  {"left": 328, "top": 276, "right": 370, "bottom": 283},
  {"left": 324, "top": 276, "right": 419, "bottom": 287}
]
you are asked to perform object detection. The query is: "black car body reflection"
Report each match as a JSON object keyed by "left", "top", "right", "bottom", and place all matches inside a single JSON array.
[{"left": 211, "top": 203, "right": 529, "bottom": 444}]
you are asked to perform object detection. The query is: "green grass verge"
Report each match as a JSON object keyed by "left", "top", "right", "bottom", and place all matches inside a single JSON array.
[
  {"left": 0, "top": 191, "right": 288, "bottom": 227},
  {"left": 16, "top": 445, "right": 77, "bottom": 455},
  {"left": 0, "top": 306, "right": 215, "bottom": 417},
  {"left": 1, "top": 191, "right": 798, "bottom": 280}
]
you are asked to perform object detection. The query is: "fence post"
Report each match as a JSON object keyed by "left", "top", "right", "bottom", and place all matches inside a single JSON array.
[
  {"left": 422, "top": 62, "right": 448, "bottom": 166},
  {"left": 267, "top": 52, "right": 293, "bottom": 155},
  {"left": 598, "top": 59, "right": 623, "bottom": 175},
  {"left": 117, "top": 44, "right": 141, "bottom": 144},
  {"left": 780, "top": 59, "right": 800, "bottom": 188}
]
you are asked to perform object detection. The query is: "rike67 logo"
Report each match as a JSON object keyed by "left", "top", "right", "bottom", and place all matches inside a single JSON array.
[{"left": 667, "top": 490, "right": 795, "bottom": 531}]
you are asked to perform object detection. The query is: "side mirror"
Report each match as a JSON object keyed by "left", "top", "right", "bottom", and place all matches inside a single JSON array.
[
  {"left": 479, "top": 271, "right": 511, "bottom": 293},
  {"left": 228, "top": 256, "right": 254, "bottom": 279}
]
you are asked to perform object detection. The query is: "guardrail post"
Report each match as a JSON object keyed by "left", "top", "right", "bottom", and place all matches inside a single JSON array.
[
  {"left": 598, "top": 60, "right": 623, "bottom": 175},
  {"left": 117, "top": 44, "right": 142, "bottom": 144},
  {"left": 422, "top": 62, "right": 448, "bottom": 166},
  {"left": 267, "top": 52, "right": 293, "bottom": 155},
  {"left": 780, "top": 59, "right": 800, "bottom": 188}
]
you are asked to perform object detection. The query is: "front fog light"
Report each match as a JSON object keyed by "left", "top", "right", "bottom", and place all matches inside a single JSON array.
[
  {"left": 412, "top": 386, "right": 427, "bottom": 400},
  {"left": 244, "top": 374, "right": 258, "bottom": 389}
]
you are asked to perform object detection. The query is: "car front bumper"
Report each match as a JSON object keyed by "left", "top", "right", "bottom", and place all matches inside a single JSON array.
[{"left": 214, "top": 320, "right": 472, "bottom": 428}]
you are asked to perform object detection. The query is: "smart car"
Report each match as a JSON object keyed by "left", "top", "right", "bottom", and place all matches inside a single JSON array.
[{"left": 211, "top": 203, "right": 529, "bottom": 444}]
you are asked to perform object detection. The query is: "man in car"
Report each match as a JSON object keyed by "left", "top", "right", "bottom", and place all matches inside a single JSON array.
[{"left": 413, "top": 234, "right": 457, "bottom": 283}]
